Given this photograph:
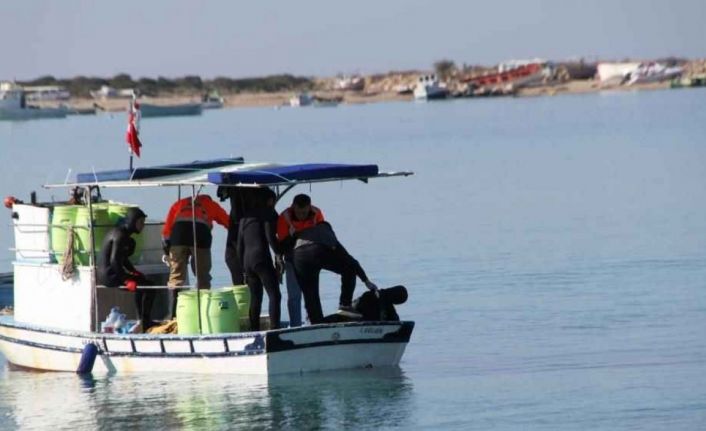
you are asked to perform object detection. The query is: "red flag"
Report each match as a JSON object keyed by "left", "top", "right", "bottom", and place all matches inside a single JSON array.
[{"left": 126, "top": 101, "right": 142, "bottom": 157}]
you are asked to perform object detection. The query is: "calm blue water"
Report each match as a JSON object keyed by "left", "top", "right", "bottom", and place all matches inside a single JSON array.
[{"left": 1, "top": 89, "right": 706, "bottom": 429}]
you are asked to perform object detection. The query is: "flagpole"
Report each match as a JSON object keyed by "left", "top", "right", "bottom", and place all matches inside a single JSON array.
[
  {"left": 126, "top": 92, "right": 141, "bottom": 172},
  {"left": 128, "top": 98, "right": 134, "bottom": 172}
]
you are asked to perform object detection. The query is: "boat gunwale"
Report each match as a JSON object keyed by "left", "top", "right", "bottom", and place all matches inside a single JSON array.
[{"left": 0, "top": 315, "right": 414, "bottom": 342}]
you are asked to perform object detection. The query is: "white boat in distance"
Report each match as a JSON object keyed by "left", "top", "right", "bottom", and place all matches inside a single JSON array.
[
  {"left": 626, "top": 62, "right": 683, "bottom": 85},
  {"left": 0, "top": 159, "right": 414, "bottom": 375},
  {"left": 0, "top": 82, "right": 68, "bottom": 120},
  {"left": 201, "top": 91, "right": 225, "bottom": 109},
  {"left": 90, "top": 85, "right": 135, "bottom": 100},
  {"left": 289, "top": 93, "right": 314, "bottom": 107},
  {"left": 413, "top": 74, "right": 448, "bottom": 100}
]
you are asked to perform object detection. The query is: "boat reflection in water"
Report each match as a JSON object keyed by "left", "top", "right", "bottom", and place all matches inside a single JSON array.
[{"left": 0, "top": 366, "right": 414, "bottom": 429}]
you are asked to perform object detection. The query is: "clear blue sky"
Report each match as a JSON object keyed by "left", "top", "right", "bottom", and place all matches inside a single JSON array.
[{"left": 3, "top": 0, "right": 705, "bottom": 80}]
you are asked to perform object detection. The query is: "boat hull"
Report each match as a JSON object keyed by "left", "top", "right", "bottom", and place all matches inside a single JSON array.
[
  {"left": 413, "top": 87, "right": 448, "bottom": 100},
  {"left": 0, "top": 317, "right": 413, "bottom": 375},
  {"left": 139, "top": 103, "right": 203, "bottom": 118},
  {"left": 0, "top": 107, "right": 68, "bottom": 120}
]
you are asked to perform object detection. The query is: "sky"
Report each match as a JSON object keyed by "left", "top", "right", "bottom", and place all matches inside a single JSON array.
[{"left": 3, "top": 0, "right": 706, "bottom": 81}]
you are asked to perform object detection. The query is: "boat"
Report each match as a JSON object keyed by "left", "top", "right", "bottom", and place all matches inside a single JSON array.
[
  {"left": 289, "top": 93, "right": 314, "bottom": 107},
  {"left": 201, "top": 91, "right": 225, "bottom": 109},
  {"left": 0, "top": 159, "right": 414, "bottom": 375},
  {"left": 24, "top": 86, "right": 71, "bottom": 102},
  {"left": 671, "top": 74, "right": 706, "bottom": 89},
  {"left": 461, "top": 63, "right": 548, "bottom": 91},
  {"left": 596, "top": 62, "right": 642, "bottom": 86},
  {"left": 626, "top": 62, "right": 683, "bottom": 85},
  {"left": 0, "top": 82, "right": 68, "bottom": 120},
  {"left": 90, "top": 85, "right": 136, "bottom": 100},
  {"left": 413, "top": 74, "right": 448, "bottom": 100},
  {"left": 335, "top": 75, "right": 365, "bottom": 91},
  {"left": 139, "top": 102, "right": 203, "bottom": 118}
]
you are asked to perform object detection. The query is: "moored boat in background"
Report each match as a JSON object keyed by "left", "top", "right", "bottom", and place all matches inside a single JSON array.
[
  {"left": 0, "top": 82, "right": 69, "bottom": 120},
  {"left": 201, "top": 91, "right": 225, "bottom": 109},
  {"left": 139, "top": 102, "right": 203, "bottom": 118},
  {"left": 413, "top": 74, "right": 448, "bottom": 100}
]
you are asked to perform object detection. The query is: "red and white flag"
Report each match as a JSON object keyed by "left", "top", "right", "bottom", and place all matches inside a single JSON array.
[{"left": 126, "top": 100, "right": 142, "bottom": 157}]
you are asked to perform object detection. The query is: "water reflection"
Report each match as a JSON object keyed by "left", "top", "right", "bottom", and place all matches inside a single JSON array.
[{"left": 0, "top": 364, "right": 414, "bottom": 430}]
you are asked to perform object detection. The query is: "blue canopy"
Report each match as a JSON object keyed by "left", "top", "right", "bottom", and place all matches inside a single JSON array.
[
  {"left": 76, "top": 157, "right": 244, "bottom": 183},
  {"left": 207, "top": 163, "right": 379, "bottom": 185}
]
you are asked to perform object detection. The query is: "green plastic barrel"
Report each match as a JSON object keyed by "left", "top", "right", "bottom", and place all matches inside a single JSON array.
[
  {"left": 50, "top": 205, "right": 79, "bottom": 264},
  {"left": 201, "top": 288, "right": 240, "bottom": 334},
  {"left": 176, "top": 291, "right": 200, "bottom": 335},
  {"left": 108, "top": 202, "right": 143, "bottom": 263},
  {"left": 177, "top": 289, "right": 240, "bottom": 335},
  {"left": 232, "top": 285, "right": 251, "bottom": 317},
  {"left": 74, "top": 206, "right": 111, "bottom": 265}
]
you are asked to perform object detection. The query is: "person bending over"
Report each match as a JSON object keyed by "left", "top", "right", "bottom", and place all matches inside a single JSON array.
[
  {"left": 276, "top": 193, "right": 325, "bottom": 327},
  {"left": 292, "top": 221, "right": 377, "bottom": 324}
]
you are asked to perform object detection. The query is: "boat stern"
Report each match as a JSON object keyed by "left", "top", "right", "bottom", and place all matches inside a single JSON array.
[{"left": 264, "top": 321, "right": 414, "bottom": 374}]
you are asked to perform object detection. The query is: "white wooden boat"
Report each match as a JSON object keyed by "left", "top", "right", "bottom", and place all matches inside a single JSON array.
[{"left": 0, "top": 158, "right": 414, "bottom": 375}]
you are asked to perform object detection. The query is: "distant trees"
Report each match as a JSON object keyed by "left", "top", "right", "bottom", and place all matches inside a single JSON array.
[
  {"left": 109, "top": 73, "right": 133, "bottom": 88},
  {"left": 17, "top": 74, "right": 315, "bottom": 97},
  {"left": 434, "top": 59, "right": 457, "bottom": 79}
]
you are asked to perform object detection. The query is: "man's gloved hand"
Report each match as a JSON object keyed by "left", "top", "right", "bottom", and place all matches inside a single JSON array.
[
  {"left": 364, "top": 280, "right": 378, "bottom": 291},
  {"left": 125, "top": 279, "right": 138, "bottom": 292},
  {"left": 162, "top": 238, "right": 171, "bottom": 256}
]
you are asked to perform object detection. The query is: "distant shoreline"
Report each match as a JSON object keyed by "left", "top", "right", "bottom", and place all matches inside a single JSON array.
[{"left": 34, "top": 79, "right": 678, "bottom": 112}]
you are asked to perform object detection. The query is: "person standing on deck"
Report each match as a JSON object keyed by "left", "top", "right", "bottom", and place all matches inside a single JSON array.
[
  {"left": 276, "top": 194, "right": 325, "bottom": 327},
  {"left": 292, "top": 221, "right": 378, "bottom": 324},
  {"left": 237, "top": 188, "right": 283, "bottom": 330},
  {"left": 98, "top": 207, "right": 157, "bottom": 332},
  {"left": 161, "top": 194, "right": 230, "bottom": 314},
  {"left": 218, "top": 186, "right": 257, "bottom": 286}
]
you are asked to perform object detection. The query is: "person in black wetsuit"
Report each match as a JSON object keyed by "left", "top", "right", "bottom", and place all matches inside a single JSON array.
[
  {"left": 292, "top": 221, "right": 378, "bottom": 324},
  {"left": 236, "top": 188, "right": 283, "bottom": 330},
  {"left": 219, "top": 186, "right": 255, "bottom": 286},
  {"left": 97, "top": 207, "right": 156, "bottom": 332},
  {"left": 321, "top": 285, "right": 408, "bottom": 323}
]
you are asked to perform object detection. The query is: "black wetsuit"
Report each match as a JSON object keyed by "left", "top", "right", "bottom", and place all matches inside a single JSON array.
[
  {"left": 237, "top": 207, "right": 282, "bottom": 330},
  {"left": 221, "top": 187, "right": 256, "bottom": 285},
  {"left": 321, "top": 285, "right": 407, "bottom": 323},
  {"left": 97, "top": 208, "right": 156, "bottom": 329},
  {"left": 292, "top": 222, "right": 370, "bottom": 324}
]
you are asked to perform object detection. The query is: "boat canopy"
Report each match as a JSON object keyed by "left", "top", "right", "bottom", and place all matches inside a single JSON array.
[{"left": 45, "top": 157, "right": 412, "bottom": 189}]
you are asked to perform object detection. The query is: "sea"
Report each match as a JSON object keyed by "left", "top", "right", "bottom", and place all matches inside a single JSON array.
[{"left": 0, "top": 88, "right": 705, "bottom": 430}]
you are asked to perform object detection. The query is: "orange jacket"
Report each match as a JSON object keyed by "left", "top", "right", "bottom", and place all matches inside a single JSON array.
[
  {"left": 277, "top": 205, "right": 324, "bottom": 241},
  {"left": 162, "top": 195, "right": 230, "bottom": 239}
]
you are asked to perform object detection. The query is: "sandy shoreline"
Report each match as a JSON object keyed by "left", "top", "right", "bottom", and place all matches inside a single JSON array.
[{"left": 41, "top": 79, "right": 674, "bottom": 112}]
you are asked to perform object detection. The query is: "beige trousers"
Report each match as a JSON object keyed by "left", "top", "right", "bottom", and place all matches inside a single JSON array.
[{"left": 167, "top": 245, "right": 212, "bottom": 289}]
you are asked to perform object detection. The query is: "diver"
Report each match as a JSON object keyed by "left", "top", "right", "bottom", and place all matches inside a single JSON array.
[
  {"left": 97, "top": 207, "right": 157, "bottom": 332},
  {"left": 237, "top": 188, "right": 283, "bottom": 331}
]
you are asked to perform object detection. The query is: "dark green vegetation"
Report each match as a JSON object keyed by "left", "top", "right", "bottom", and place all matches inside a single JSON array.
[{"left": 19, "top": 74, "right": 315, "bottom": 97}]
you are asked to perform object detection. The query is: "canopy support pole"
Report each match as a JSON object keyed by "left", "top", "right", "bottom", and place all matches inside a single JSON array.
[
  {"left": 85, "top": 186, "right": 99, "bottom": 332},
  {"left": 191, "top": 185, "right": 202, "bottom": 334}
]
